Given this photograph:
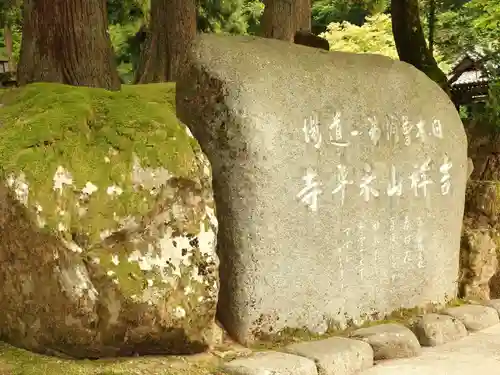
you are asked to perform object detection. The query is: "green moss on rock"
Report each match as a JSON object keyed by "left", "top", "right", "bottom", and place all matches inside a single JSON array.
[
  {"left": 250, "top": 298, "right": 469, "bottom": 350},
  {"left": 0, "top": 341, "right": 224, "bottom": 375},
  {"left": 0, "top": 82, "right": 200, "bottom": 245},
  {"left": 0, "top": 83, "right": 218, "bottom": 358}
]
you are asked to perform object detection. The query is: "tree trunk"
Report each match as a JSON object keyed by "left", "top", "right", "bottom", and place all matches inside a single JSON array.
[
  {"left": 391, "top": 0, "right": 449, "bottom": 94},
  {"left": 17, "top": 0, "right": 121, "bottom": 91},
  {"left": 134, "top": 0, "right": 196, "bottom": 83},
  {"left": 261, "top": 0, "right": 311, "bottom": 42},
  {"left": 427, "top": 0, "right": 435, "bottom": 55},
  {"left": 4, "top": 24, "right": 14, "bottom": 71},
  {"left": 296, "top": 0, "right": 311, "bottom": 32}
]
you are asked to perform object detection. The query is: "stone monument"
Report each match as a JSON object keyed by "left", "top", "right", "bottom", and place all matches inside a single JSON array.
[{"left": 176, "top": 34, "right": 468, "bottom": 344}]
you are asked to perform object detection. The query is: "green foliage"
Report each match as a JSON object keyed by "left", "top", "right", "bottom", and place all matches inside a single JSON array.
[
  {"left": 0, "top": 0, "right": 22, "bottom": 64},
  {"left": 0, "top": 21, "right": 21, "bottom": 61},
  {"left": 434, "top": 10, "right": 470, "bottom": 61},
  {"left": 320, "top": 13, "right": 397, "bottom": 58},
  {"left": 9, "top": 21, "right": 20, "bottom": 60},
  {"left": 321, "top": 12, "right": 451, "bottom": 73},
  {"left": 0, "top": 0, "right": 492, "bottom": 84},
  {"left": 477, "top": 82, "right": 500, "bottom": 127},
  {"left": 467, "top": 0, "right": 500, "bottom": 48},
  {"left": 197, "top": 0, "right": 264, "bottom": 35},
  {"left": 107, "top": 0, "right": 264, "bottom": 81},
  {"left": 0, "top": 0, "right": 21, "bottom": 27},
  {"left": 106, "top": 0, "right": 148, "bottom": 82},
  {"left": 107, "top": 0, "right": 148, "bottom": 25},
  {"left": 311, "top": 0, "right": 389, "bottom": 33},
  {"left": 435, "top": 0, "right": 500, "bottom": 61},
  {"left": 108, "top": 21, "right": 143, "bottom": 83}
]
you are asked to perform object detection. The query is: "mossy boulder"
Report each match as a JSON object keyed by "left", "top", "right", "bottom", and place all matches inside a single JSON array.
[{"left": 0, "top": 83, "right": 219, "bottom": 358}]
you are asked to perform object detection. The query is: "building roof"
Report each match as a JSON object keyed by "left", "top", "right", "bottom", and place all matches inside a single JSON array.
[
  {"left": 446, "top": 48, "right": 500, "bottom": 105},
  {"left": 448, "top": 48, "right": 485, "bottom": 73},
  {"left": 451, "top": 70, "right": 489, "bottom": 87},
  {"left": 447, "top": 49, "right": 494, "bottom": 88}
]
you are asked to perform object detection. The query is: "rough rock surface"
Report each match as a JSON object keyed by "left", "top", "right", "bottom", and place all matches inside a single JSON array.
[
  {"left": 461, "top": 119, "right": 500, "bottom": 299},
  {"left": 443, "top": 305, "right": 500, "bottom": 331},
  {"left": 222, "top": 351, "right": 318, "bottom": 375},
  {"left": 358, "top": 323, "right": 500, "bottom": 375},
  {"left": 350, "top": 323, "right": 421, "bottom": 360},
  {"left": 486, "top": 299, "right": 500, "bottom": 314},
  {"left": 285, "top": 337, "right": 373, "bottom": 375},
  {"left": 413, "top": 313, "right": 468, "bottom": 346},
  {"left": 459, "top": 223, "right": 498, "bottom": 300},
  {"left": 176, "top": 33, "right": 467, "bottom": 344},
  {"left": 0, "top": 83, "right": 219, "bottom": 358}
]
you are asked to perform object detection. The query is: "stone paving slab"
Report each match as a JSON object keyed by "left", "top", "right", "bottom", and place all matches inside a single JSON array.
[
  {"left": 221, "top": 351, "right": 318, "bottom": 375},
  {"left": 358, "top": 323, "right": 500, "bottom": 374},
  {"left": 413, "top": 313, "right": 468, "bottom": 346},
  {"left": 486, "top": 299, "right": 500, "bottom": 314},
  {"left": 350, "top": 323, "right": 421, "bottom": 359},
  {"left": 442, "top": 304, "right": 500, "bottom": 331},
  {"left": 284, "top": 337, "right": 373, "bottom": 375}
]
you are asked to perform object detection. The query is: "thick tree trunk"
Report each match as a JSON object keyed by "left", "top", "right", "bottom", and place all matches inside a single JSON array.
[
  {"left": 391, "top": 0, "right": 449, "bottom": 94},
  {"left": 134, "top": 0, "right": 196, "bottom": 83},
  {"left": 296, "top": 0, "right": 311, "bottom": 32},
  {"left": 261, "top": 0, "right": 311, "bottom": 42},
  {"left": 4, "top": 24, "right": 14, "bottom": 71},
  {"left": 17, "top": 0, "right": 121, "bottom": 91}
]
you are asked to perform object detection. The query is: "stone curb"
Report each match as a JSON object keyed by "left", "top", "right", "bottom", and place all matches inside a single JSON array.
[{"left": 218, "top": 301, "right": 500, "bottom": 375}]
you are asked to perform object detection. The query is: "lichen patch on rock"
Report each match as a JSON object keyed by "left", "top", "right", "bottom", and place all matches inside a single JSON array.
[{"left": 0, "top": 82, "right": 219, "bottom": 358}]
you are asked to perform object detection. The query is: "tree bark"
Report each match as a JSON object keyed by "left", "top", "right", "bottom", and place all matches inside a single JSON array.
[
  {"left": 296, "top": 0, "right": 311, "bottom": 32},
  {"left": 4, "top": 24, "right": 14, "bottom": 71},
  {"left": 261, "top": 0, "right": 311, "bottom": 42},
  {"left": 134, "top": 0, "right": 196, "bottom": 83},
  {"left": 427, "top": 0, "right": 435, "bottom": 55},
  {"left": 17, "top": 0, "right": 121, "bottom": 91},
  {"left": 391, "top": 0, "right": 449, "bottom": 94}
]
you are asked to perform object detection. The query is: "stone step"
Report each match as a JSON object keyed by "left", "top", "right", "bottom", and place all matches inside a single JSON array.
[
  {"left": 358, "top": 323, "right": 500, "bottom": 374},
  {"left": 220, "top": 302, "right": 500, "bottom": 375}
]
